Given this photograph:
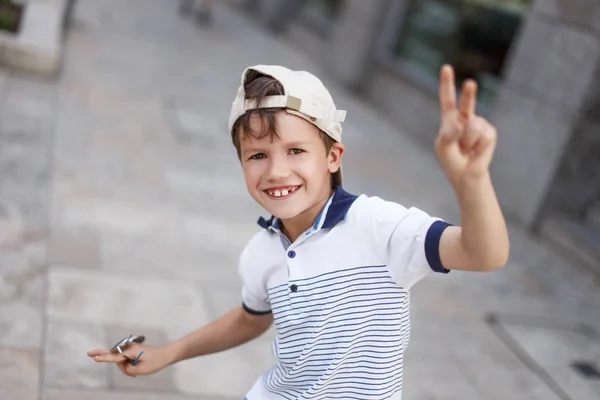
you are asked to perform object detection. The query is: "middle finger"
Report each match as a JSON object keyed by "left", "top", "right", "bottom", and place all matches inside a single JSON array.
[
  {"left": 458, "top": 79, "right": 478, "bottom": 118},
  {"left": 93, "top": 353, "right": 130, "bottom": 363}
]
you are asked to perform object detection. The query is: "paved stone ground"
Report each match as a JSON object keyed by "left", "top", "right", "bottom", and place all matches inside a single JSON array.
[{"left": 1, "top": 1, "right": 599, "bottom": 399}]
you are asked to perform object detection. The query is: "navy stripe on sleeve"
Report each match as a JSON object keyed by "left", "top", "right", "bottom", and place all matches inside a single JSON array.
[
  {"left": 242, "top": 303, "right": 272, "bottom": 315},
  {"left": 424, "top": 220, "right": 452, "bottom": 273}
]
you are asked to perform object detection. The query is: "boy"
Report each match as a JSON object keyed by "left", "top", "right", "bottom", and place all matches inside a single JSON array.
[{"left": 88, "top": 64, "right": 509, "bottom": 399}]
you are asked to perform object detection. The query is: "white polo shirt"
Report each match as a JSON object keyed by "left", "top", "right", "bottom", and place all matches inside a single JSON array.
[{"left": 240, "top": 186, "right": 451, "bottom": 400}]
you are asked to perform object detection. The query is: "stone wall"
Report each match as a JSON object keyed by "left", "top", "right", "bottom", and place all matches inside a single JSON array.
[
  {"left": 240, "top": 0, "right": 600, "bottom": 229},
  {"left": 539, "top": 1, "right": 600, "bottom": 220},
  {"left": 488, "top": 0, "right": 600, "bottom": 227}
]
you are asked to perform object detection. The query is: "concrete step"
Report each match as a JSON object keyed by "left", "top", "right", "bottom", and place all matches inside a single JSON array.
[{"left": 541, "top": 215, "right": 600, "bottom": 278}]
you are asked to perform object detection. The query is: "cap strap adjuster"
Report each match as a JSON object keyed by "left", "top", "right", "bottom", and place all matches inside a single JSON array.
[
  {"left": 285, "top": 96, "right": 301, "bottom": 111},
  {"left": 243, "top": 95, "right": 345, "bottom": 123}
]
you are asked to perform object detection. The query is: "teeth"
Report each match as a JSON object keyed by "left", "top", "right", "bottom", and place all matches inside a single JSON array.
[{"left": 267, "top": 186, "right": 298, "bottom": 197}]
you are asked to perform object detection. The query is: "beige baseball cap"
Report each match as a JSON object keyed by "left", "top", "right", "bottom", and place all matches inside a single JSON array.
[{"left": 228, "top": 65, "right": 347, "bottom": 187}]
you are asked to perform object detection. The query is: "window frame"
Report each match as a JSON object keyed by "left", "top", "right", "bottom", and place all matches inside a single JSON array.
[
  {"left": 375, "top": 0, "right": 528, "bottom": 115},
  {"left": 296, "top": 0, "right": 345, "bottom": 38},
  {"left": 375, "top": 0, "right": 441, "bottom": 95}
]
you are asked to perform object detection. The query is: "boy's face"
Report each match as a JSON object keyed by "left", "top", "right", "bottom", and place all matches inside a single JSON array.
[{"left": 239, "top": 111, "right": 344, "bottom": 221}]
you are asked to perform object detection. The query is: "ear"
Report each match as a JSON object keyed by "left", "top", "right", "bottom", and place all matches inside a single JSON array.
[{"left": 327, "top": 142, "right": 345, "bottom": 174}]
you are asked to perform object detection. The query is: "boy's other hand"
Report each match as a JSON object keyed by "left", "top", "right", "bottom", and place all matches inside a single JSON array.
[
  {"left": 435, "top": 64, "right": 497, "bottom": 186},
  {"left": 87, "top": 343, "right": 172, "bottom": 377}
]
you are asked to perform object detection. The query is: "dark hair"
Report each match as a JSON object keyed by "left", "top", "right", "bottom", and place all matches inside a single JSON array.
[{"left": 231, "top": 70, "right": 335, "bottom": 159}]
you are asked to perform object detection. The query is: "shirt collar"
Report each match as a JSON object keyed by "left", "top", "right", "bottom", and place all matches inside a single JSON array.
[{"left": 256, "top": 185, "right": 358, "bottom": 232}]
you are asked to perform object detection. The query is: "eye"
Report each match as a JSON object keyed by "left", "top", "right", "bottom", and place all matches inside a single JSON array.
[
  {"left": 249, "top": 153, "right": 266, "bottom": 160},
  {"left": 289, "top": 148, "right": 304, "bottom": 155}
]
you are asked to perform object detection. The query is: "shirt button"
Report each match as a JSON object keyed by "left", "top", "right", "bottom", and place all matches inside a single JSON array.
[
  {"left": 290, "top": 284, "right": 298, "bottom": 292},
  {"left": 287, "top": 250, "right": 296, "bottom": 258}
]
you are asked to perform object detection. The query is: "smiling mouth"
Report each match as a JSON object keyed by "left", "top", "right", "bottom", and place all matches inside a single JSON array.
[{"left": 263, "top": 185, "right": 302, "bottom": 199}]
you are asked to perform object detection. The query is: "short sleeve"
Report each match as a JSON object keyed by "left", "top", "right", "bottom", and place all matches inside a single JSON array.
[
  {"left": 238, "top": 243, "right": 272, "bottom": 315},
  {"left": 369, "top": 198, "right": 452, "bottom": 288}
]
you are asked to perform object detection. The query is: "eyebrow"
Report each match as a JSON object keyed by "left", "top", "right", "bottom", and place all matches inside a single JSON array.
[
  {"left": 241, "top": 147, "right": 265, "bottom": 157},
  {"left": 286, "top": 141, "right": 313, "bottom": 148}
]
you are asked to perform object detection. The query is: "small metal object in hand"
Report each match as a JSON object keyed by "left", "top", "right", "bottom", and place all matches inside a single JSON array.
[{"left": 110, "top": 335, "right": 145, "bottom": 365}]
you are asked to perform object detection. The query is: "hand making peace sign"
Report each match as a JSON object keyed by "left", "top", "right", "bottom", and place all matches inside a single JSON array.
[{"left": 435, "top": 65, "right": 497, "bottom": 185}]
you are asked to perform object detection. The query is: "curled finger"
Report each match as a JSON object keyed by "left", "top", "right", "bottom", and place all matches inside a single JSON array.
[
  {"left": 438, "top": 112, "right": 464, "bottom": 144},
  {"left": 117, "top": 361, "right": 136, "bottom": 377},
  {"left": 461, "top": 116, "right": 484, "bottom": 149}
]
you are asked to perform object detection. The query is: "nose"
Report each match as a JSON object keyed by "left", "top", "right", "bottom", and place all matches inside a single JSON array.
[{"left": 266, "top": 154, "right": 290, "bottom": 181}]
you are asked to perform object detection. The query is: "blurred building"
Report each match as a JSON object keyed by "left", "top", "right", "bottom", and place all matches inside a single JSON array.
[{"left": 238, "top": 0, "right": 600, "bottom": 273}]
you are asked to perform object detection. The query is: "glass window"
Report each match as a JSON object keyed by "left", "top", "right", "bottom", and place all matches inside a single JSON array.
[
  {"left": 300, "top": 0, "right": 344, "bottom": 21},
  {"left": 394, "top": 0, "right": 532, "bottom": 105}
]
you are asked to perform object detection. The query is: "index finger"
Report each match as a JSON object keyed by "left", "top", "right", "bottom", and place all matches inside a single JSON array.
[
  {"left": 439, "top": 64, "right": 457, "bottom": 114},
  {"left": 92, "top": 352, "right": 128, "bottom": 363},
  {"left": 87, "top": 349, "right": 111, "bottom": 357}
]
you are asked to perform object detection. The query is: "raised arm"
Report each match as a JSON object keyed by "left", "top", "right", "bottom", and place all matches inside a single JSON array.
[{"left": 435, "top": 65, "right": 509, "bottom": 272}]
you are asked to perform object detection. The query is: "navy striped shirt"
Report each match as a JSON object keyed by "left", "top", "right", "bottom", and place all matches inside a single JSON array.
[{"left": 240, "top": 187, "right": 450, "bottom": 399}]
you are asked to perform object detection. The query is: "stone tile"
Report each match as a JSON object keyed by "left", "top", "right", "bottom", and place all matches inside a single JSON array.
[
  {"left": 93, "top": 205, "right": 258, "bottom": 283},
  {"left": 501, "top": 323, "right": 600, "bottom": 399},
  {"left": 43, "top": 322, "right": 109, "bottom": 389},
  {"left": 47, "top": 267, "right": 211, "bottom": 331},
  {"left": 50, "top": 174, "right": 171, "bottom": 223},
  {"left": 200, "top": 282, "right": 277, "bottom": 344},
  {"left": 402, "top": 356, "right": 480, "bottom": 400},
  {"left": 165, "top": 168, "right": 248, "bottom": 199},
  {"left": 43, "top": 387, "right": 238, "bottom": 400},
  {"left": 98, "top": 228, "right": 240, "bottom": 283},
  {"left": 47, "top": 230, "right": 100, "bottom": 269},
  {"left": 105, "top": 325, "right": 176, "bottom": 393},
  {"left": 63, "top": 197, "right": 178, "bottom": 235},
  {"left": 0, "top": 76, "right": 57, "bottom": 132},
  {"left": 454, "top": 355, "right": 562, "bottom": 400},
  {"left": 406, "top": 317, "right": 520, "bottom": 365},
  {"left": 0, "top": 347, "right": 40, "bottom": 400},
  {"left": 0, "top": 139, "right": 51, "bottom": 223},
  {"left": 180, "top": 213, "right": 258, "bottom": 255},
  {"left": 0, "top": 248, "right": 45, "bottom": 349},
  {"left": 0, "top": 302, "right": 43, "bottom": 350},
  {"left": 545, "top": 364, "right": 600, "bottom": 400},
  {"left": 200, "top": 282, "right": 243, "bottom": 321},
  {"left": 170, "top": 339, "right": 274, "bottom": 397},
  {"left": 169, "top": 186, "right": 264, "bottom": 225},
  {"left": 54, "top": 195, "right": 181, "bottom": 236},
  {"left": 164, "top": 106, "right": 230, "bottom": 151},
  {"left": 0, "top": 218, "right": 47, "bottom": 251}
]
